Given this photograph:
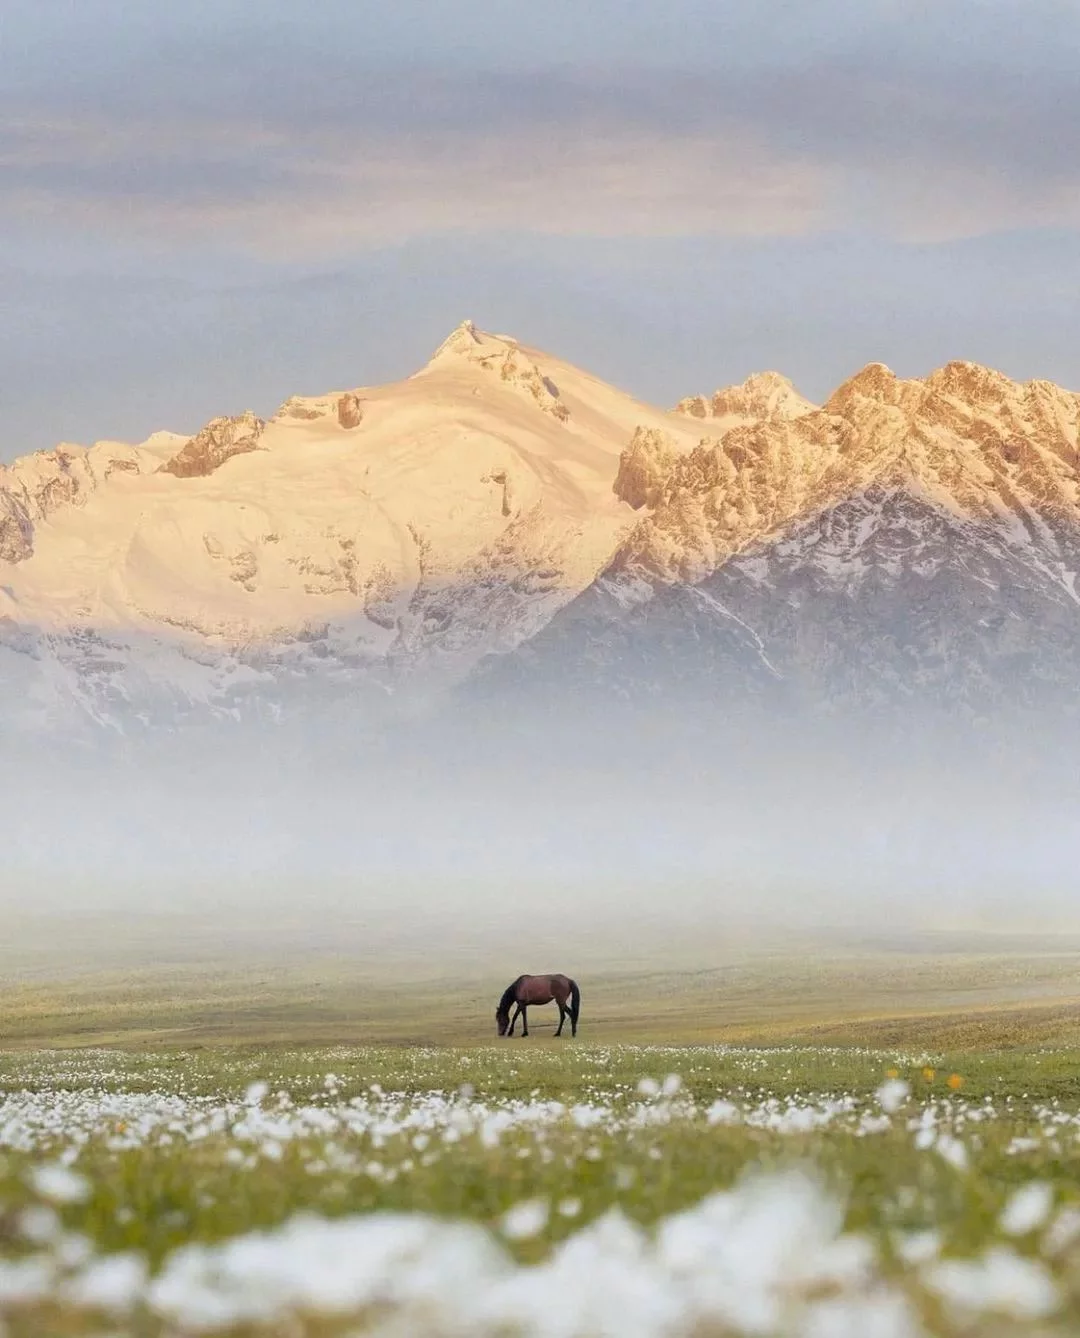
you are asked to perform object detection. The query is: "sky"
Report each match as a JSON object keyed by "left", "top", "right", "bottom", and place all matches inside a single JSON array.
[{"left": 2, "top": 0, "right": 1079, "bottom": 459}]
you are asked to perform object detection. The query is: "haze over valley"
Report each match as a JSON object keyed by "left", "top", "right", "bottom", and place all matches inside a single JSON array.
[{"left": 3, "top": 319, "right": 1078, "bottom": 935}]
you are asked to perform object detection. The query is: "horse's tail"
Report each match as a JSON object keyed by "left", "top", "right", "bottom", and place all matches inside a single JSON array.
[{"left": 569, "top": 978, "right": 581, "bottom": 1030}]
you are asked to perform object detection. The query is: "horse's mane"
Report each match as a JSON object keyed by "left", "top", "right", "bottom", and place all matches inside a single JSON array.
[{"left": 497, "top": 975, "right": 525, "bottom": 1015}]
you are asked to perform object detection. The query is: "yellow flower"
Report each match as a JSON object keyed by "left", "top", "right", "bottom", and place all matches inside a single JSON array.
[
  {"left": 947, "top": 1073, "right": 963, "bottom": 1091},
  {"left": 922, "top": 1067, "right": 936, "bottom": 1082},
  {"left": 886, "top": 1068, "right": 899, "bottom": 1079}
]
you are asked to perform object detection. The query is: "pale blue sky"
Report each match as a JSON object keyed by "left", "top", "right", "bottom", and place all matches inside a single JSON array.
[{"left": 2, "top": 0, "right": 1078, "bottom": 456}]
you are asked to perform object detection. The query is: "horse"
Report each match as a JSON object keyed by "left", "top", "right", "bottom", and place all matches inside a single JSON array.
[{"left": 496, "top": 973, "right": 580, "bottom": 1038}]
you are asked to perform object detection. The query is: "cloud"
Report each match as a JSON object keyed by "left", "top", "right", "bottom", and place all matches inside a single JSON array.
[
  {"left": 2, "top": 4, "right": 1080, "bottom": 253},
  {"left": 0, "top": 112, "right": 833, "bottom": 254}
]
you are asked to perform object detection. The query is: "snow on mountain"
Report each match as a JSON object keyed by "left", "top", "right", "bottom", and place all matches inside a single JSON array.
[
  {"left": 611, "top": 359, "right": 1080, "bottom": 589},
  {"left": 470, "top": 358, "right": 1080, "bottom": 734},
  {"left": 0, "top": 321, "right": 712, "bottom": 732},
  {"left": 4, "top": 329, "right": 1080, "bottom": 741}
]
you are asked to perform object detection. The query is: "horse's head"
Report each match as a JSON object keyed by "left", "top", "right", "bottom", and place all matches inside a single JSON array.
[{"left": 496, "top": 1006, "right": 510, "bottom": 1037}]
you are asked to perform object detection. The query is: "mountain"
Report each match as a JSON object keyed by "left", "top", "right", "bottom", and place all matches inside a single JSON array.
[
  {"left": 673, "top": 370, "right": 816, "bottom": 427},
  {"left": 466, "top": 359, "right": 1080, "bottom": 761},
  {"left": 4, "top": 327, "right": 1080, "bottom": 757},
  {"left": 0, "top": 321, "right": 714, "bottom": 733}
]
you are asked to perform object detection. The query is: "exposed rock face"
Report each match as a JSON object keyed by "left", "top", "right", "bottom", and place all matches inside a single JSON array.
[
  {"left": 476, "top": 357, "right": 1080, "bottom": 727},
  {"left": 276, "top": 396, "right": 327, "bottom": 421},
  {"left": 676, "top": 395, "right": 709, "bottom": 419},
  {"left": 0, "top": 446, "right": 108, "bottom": 563},
  {"left": 0, "top": 491, "right": 34, "bottom": 562},
  {"left": 613, "top": 428, "right": 681, "bottom": 511},
  {"left": 427, "top": 320, "right": 570, "bottom": 421},
  {"left": 675, "top": 371, "right": 816, "bottom": 424},
  {"left": 337, "top": 393, "right": 364, "bottom": 429},
  {"left": 496, "top": 349, "right": 570, "bottom": 421},
  {"left": 160, "top": 412, "right": 265, "bottom": 478},
  {"left": 615, "top": 360, "right": 1080, "bottom": 588}
]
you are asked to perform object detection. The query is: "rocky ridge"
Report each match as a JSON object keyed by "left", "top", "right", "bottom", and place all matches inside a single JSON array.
[
  {"left": 473, "top": 359, "right": 1080, "bottom": 731},
  {"left": 611, "top": 359, "right": 1080, "bottom": 588},
  {"left": 674, "top": 370, "right": 816, "bottom": 425}
]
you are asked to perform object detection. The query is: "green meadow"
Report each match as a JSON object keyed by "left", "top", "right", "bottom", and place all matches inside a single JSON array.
[{"left": 2, "top": 910, "right": 1080, "bottom": 1332}]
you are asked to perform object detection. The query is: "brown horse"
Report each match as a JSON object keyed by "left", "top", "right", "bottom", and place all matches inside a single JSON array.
[{"left": 496, "top": 973, "right": 580, "bottom": 1038}]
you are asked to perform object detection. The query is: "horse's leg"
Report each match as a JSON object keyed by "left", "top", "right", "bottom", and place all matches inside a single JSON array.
[
  {"left": 508, "top": 1003, "right": 520, "bottom": 1036},
  {"left": 520, "top": 1005, "right": 528, "bottom": 1037},
  {"left": 555, "top": 1003, "right": 566, "bottom": 1037}
]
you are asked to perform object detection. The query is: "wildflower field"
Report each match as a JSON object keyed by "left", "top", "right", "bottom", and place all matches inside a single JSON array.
[{"left": 4, "top": 1040, "right": 1080, "bottom": 1336}]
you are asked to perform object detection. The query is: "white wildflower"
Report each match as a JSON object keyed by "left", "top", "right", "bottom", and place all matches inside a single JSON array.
[
  {"left": 892, "top": 1230, "right": 941, "bottom": 1265},
  {"left": 18, "top": 1205, "right": 60, "bottom": 1244},
  {"left": 30, "top": 1163, "right": 89, "bottom": 1204},
  {"left": 926, "top": 1246, "right": 1060, "bottom": 1319},
  {"left": 64, "top": 1253, "right": 147, "bottom": 1314},
  {"left": 934, "top": 1135, "right": 968, "bottom": 1172},
  {"left": 875, "top": 1079, "right": 909, "bottom": 1114},
  {"left": 1000, "top": 1182, "right": 1053, "bottom": 1236},
  {"left": 1044, "top": 1205, "right": 1080, "bottom": 1255},
  {"left": 501, "top": 1198, "right": 550, "bottom": 1240}
]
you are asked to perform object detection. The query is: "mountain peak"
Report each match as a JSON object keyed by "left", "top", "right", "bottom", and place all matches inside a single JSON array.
[
  {"left": 924, "top": 359, "right": 1016, "bottom": 405},
  {"left": 426, "top": 319, "right": 512, "bottom": 366},
  {"left": 416, "top": 320, "right": 571, "bottom": 421},
  {"left": 674, "top": 371, "right": 816, "bottom": 423},
  {"left": 823, "top": 362, "right": 904, "bottom": 413}
]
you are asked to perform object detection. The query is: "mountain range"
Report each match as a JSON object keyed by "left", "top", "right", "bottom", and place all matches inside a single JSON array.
[{"left": 4, "top": 320, "right": 1080, "bottom": 763}]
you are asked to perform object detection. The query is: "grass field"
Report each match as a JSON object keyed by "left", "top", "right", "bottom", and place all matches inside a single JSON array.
[
  {"left": 4, "top": 906, "right": 1080, "bottom": 1050},
  {"left": 3, "top": 918, "right": 1080, "bottom": 1333}
]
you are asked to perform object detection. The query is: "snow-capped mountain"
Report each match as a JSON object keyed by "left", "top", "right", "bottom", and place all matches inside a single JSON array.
[
  {"left": 467, "top": 358, "right": 1080, "bottom": 747},
  {"left": 0, "top": 322, "right": 713, "bottom": 732},
  {"left": 4, "top": 325, "right": 1080, "bottom": 745}
]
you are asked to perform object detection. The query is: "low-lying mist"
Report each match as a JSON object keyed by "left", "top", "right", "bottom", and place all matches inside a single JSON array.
[{"left": 7, "top": 697, "right": 1080, "bottom": 967}]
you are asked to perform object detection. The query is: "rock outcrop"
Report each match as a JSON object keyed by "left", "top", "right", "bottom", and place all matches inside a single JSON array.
[
  {"left": 613, "top": 428, "right": 682, "bottom": 511},
  {"left": 0, "top": 491, "right": 34, "bottom": 563},
  {"left": 675, "top": 371, "right": 816, "bottom": 424},
  {"left": 160, "top": 412, "right": 265, "bottom": 478},
  {"left": 426, "top": 320, "right": 570, "bottom": 421},
  {"left": 337, "top": 393, "right": 364, "bottom": 429}
]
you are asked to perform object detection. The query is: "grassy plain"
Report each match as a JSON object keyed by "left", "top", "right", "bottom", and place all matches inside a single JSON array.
[
  {"left": 0, "top": 1039, "right": 1079, "bottom": 1333},
  {"left": 2, "top": 913, "right": 1080, "bottom": 1331},
  {"left": 1, "top": 905, "right": 1080, "bottom": 1050}
]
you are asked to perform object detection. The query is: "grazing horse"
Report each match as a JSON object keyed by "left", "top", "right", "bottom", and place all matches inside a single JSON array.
[{"left": 496, "top": 973, "right": 580, "bottom": 1038}]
